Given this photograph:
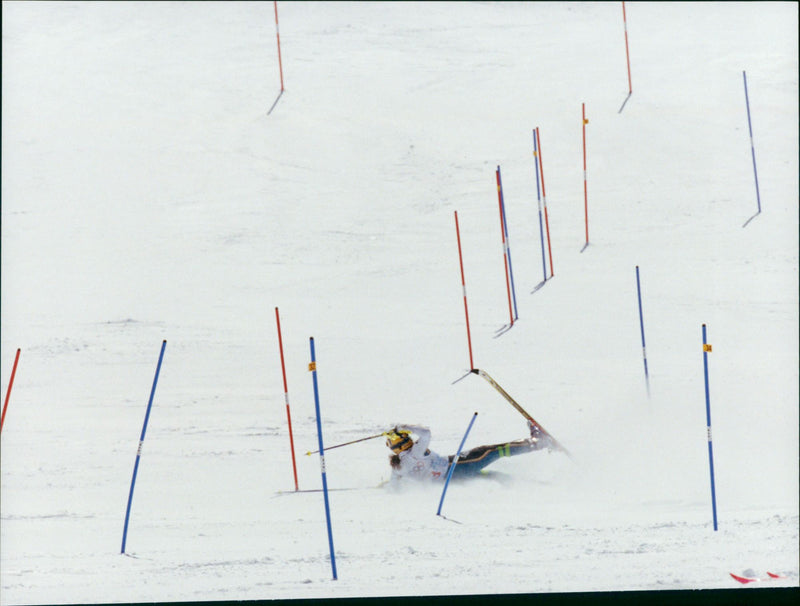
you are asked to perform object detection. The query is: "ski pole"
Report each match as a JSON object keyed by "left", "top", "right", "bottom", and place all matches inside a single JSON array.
[{"left": 305, "top": 432, "right": 387, "bottom": 456}]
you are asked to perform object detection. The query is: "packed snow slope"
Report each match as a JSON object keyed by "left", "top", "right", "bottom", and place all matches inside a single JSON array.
[{"left": 1, "top": 2, "right": 798, "bottom": 604}]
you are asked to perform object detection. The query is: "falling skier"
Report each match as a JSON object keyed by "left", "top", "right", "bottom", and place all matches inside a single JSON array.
[{"left": 385, "top": 421, "right": 553, "bottom": 483}]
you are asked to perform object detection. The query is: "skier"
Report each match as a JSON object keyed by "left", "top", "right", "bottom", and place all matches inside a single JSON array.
[{"left": 385, "top": 421, "right": 553, "bottom": 482}]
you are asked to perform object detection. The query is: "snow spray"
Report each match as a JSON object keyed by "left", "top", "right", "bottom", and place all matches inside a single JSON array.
[
  {"left": 1, "top": 348, "right": 21, "bottom": 433},
  {"left": 275, "top": 307, "right": 299, "bottom": 491},
  {"left": 454, "top": 211, "right": 475, "bottom": 370},
  {"left": 702, "top": 325, "right": 718, "bottom": 531},
  {"left": 121, "top": 340, "right": 167, "bottom": 554},
  {"left": 437, "top": 412, "right": 478, "bottom": 518},
  {"left": 742, "top": 70, "right": 762, "bottom": 226},
  {"left": 635, "top": 267, "right": 650, "bottom": 397},
  {"left": 581, "top": 103, "right": 589, "bottom": 252},
  {"left": 532, "top": 130, "right": 547, "bottom": 285},
  {"left": 619, "top": 2, "right": 633, "bottom": 112},
  {"left": 536, "top": 128, "right": 554, "bottom": 278},
  {"left": 309, "top": 337, "right": 338, "bottom": 579},
  {"left": 496, "top": 166, "right": 518, "bottom": 323}
]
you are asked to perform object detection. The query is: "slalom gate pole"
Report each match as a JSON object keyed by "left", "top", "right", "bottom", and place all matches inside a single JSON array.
[
  {"left": 274, "top": 1, "right": 284, "bottom": 92},
  {"left": 742, "top": 71, "right": 762, "bottom": 223},
  {"left": 619, "top": 2, "right": 633, "bottom": 112},
  {"left": 622, "top": 2, "right": 632, "bottom": 95},
  {"left": 498, "top": 167, "right": 519, "bottom": 320},
  {"left": 1, "top": 348, "right": 21, "bottom": 433},
  {"left": 532, "top": 130, "right": 547, "bottom": 284},
  {"left": 635, "top": 267, "right": 650, "bottom": 397},
  {"left": 267, "top": 1, "right": 285, "bottom": 114},
  {"left": 275, "top": 307, "right": 299, "bottom": 491},
  {"left": 701, "top": 325, "right": 718, "bottom": 531},
  {"left": 309, "top": 337, "right": 337, "bottom": 580},
  {"left": 496, "top": 167, "right": 516, "bottom": 324},
  {"left": 582, "top": 103, "right": 589, "bottom": 250},
  {"left": 121, "top": 340, "right": 167, "bottom": 554},
  {"left": 437, "top": 412, "right": 478, "bottom": 518},
  {"left": 536, "top": 128, "right": 554, "bottom": 278},
  {"left": 454, "top": 211, "right": 475, "bottom": 370}
]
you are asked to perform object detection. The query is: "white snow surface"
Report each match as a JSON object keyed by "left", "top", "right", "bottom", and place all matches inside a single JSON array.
[{"left": 1, "top": 1, "right": 798, "bottom": 603}]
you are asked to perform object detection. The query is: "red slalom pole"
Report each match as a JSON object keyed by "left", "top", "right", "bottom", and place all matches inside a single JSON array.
[
  {"left": 619, "top": 2, "right": 633, "bottom": 112},
  {"left": 582, "top": 103, "right": 589, "bottom": 250},
  {"left": 1, "top": 348, "right": 21, "bottom": 433},
  {"left": 496, "top": 168, "right": 514, "bottom": 326},
  {"left": 454, "top": 211, "right": 474, "bottom": 370},
  {"left": 274, "top": 1, "right": 285, "bottom": 92},
  {"left": 275, "top": 307, "right": 299, "bottom": 491},
  {"left": 622, "top": 2, "right": 632, "bottom": 95},
  {"left": 536, "top": 128, "right": 554, "bottom": 278}
]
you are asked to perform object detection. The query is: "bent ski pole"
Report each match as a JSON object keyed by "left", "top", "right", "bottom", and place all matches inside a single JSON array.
[{"left": 306, "top": 432, "right": 386, "bottom": 456}]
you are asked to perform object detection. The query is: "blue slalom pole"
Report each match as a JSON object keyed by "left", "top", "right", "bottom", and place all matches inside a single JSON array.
[
  {"left": 702, "top": 325, "right": 718, "bottom": 531},
  {"left": 309, "top": 337, "right": 337, "bottom": 580},
  {"left": 121, "top": 339, "right": 167, "bottom": 554},
  {"left": 533, "top": 130, "right": 547, "bottom": 284},
  {"left": 635, "top": 266, "right": 650, "bottom": 397},
  {"left": 497, "top": 166, "right": 519, "bottom": 320},
  {"left": 437, "top": 412, "right": 478, "bottom": 518},
  {"left": 742, "top": 71, "right": 762, "bottom": 218}
]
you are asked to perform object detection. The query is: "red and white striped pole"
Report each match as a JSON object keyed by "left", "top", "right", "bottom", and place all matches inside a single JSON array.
[
  {"left": 454, "top": 211, "right": 474, "bottom": 370},
  {"left": 496, "top": 168, "right": 514, "bottom": 326},
  {"left": 619, "top": 1, "right": 633, "bottom": 112},
  {"left": 582, "top": 103, "right": 589, "bottom": 250},
  {"left": 536, "top": 128, "right": 554, "bottom": 278},
  {"left": 274, "top": 1, "right": 285, "bottom": 93},
  {"left": 275, "top": 307, "right": 299, "bottom": 491},
  {"left": 1, "top": 348, "right": 21, "bottom": 433},
  {"left": 622, "top": 1, "right": 632, "bottom": 96}
]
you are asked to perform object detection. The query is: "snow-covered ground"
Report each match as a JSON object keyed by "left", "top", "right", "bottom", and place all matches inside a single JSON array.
[{"left": 1, "top": 2, "right": 798, "bottom": 603}]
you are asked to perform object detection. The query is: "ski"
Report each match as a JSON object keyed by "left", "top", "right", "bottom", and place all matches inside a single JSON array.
[
  {"left": 470, "top": 369, "right": 573, "bottom": 459},
  {"left": 730, "top": 571, "right": 786, "bottom": 584}
]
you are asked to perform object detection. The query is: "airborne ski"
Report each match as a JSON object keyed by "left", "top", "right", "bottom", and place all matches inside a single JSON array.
[{"left": 470, "top": 369, "right": 573, "bottom": 459}]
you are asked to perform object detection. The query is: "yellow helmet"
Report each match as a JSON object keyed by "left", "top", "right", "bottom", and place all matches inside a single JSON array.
[{"left": 386, "top": 429, "right": 413, "bottom": 453}]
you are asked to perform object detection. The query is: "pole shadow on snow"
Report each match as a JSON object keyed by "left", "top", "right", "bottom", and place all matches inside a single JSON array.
[
  {"left": 743, "top": 210, "right": 761, "bottom": 228},
  {"left": 618, "top": 91, "right": 632, "bottom": 113},
  {"left": 493, "top": 323, "right": 514, "bottom": 338},
  {"left": 531, "top": 279, "right": 548, "bottom": 294},
  {"left": 267, "top": 90, "right": 284, "bottom": 115},
  {"left": 451, "top": 370, "right": 473, "bottom": 385}
]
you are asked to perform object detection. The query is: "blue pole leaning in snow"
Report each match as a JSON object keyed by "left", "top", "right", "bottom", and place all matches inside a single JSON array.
[
  {"left": 532, "top": 130, "right": 547, "bottom": 285},
  {"left": 309, "top": 337, "right": 337, "bottom": 580},
  {"left": 436, "top": 412, "right": 478, "bottom": 518},
  {"left": 635, "top": 266, "right": 650, "bottom": 397},
  {"left": 121, "top": 339, "right": 167, "bottom": 554},
  {"left": 742, "top": 70, "right": 762, "bottom": 226},
  {"left": 702, "top": 325, "right": 718, "bottom": 531},
  {"left": 497, "top": 166, "right": 519, "bottom": 320}
]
